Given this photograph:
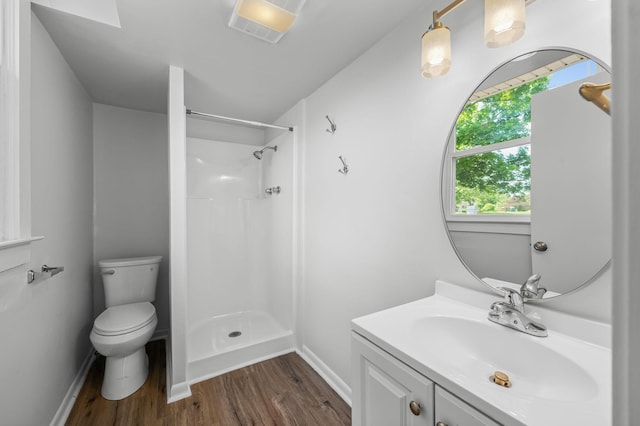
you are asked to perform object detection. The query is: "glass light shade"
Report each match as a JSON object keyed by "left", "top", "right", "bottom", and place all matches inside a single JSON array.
[
  {"left": 421, "top": 25, "right": 451, "bottom": 78},
  {"left": 235, "top": 0, "right": 296, "bottom": 33},
  {"left": 484, "top": 0, "right": 526, "bottom": 48}
]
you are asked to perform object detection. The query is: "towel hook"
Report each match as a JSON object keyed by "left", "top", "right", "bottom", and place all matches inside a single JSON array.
[
  {"left": 325, "top": 116, "right": 337, "bottom": 134},
  {"left": 338, "top": 156, "right": 349, "bottom": 175},
  {"left": 579, "top": 82, "right": 611, "bottom": 115}
]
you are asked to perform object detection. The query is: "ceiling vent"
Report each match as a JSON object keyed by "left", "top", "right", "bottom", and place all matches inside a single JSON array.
[{"left": 229, "top": 0, "right": 306, "bottom": 44}]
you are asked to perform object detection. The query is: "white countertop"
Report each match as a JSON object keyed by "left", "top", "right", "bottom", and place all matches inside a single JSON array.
[{"left": 351, "top": 280, "right": 611, "bottom": 426}]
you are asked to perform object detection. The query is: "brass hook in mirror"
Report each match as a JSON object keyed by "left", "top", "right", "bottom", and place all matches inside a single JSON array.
[{"left": 579, "top": 82, "right": 611, "bottom": 115}]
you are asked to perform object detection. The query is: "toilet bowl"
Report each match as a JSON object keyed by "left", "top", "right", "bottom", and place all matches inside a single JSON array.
[
  {"left": 90, "top": 255, "right": 162, "bottom": 400},
  {"left": 90, "top": 302, "right": 158, "bottom": 400}
]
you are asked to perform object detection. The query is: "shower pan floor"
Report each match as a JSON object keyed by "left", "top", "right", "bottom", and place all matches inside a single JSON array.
[
  {"left": 189, "top": 310, "right": 290, "bottom": 359},
  {"left": 187, "top": 310, "right": 294, "bottom": 384}
]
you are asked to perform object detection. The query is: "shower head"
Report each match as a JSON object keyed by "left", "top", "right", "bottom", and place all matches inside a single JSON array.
[{"left": 252, "top": 145, "right": 278, "bottom": 160}]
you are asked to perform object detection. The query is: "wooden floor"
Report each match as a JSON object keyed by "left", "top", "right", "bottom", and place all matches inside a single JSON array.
[{"left": 66, "top": 340, "right": 351, "bottom": 425}]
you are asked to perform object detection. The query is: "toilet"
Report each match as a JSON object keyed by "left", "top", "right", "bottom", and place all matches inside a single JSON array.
[{"left": 90, "top": 255, "right": 162, "bottom": 400}]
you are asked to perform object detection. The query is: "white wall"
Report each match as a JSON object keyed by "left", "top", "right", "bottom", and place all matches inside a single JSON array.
[
  {"left": 167, "top": 65, "right": 190, "bottom": 400},
  {"left": 187, "top": 116, "right": 266, "bottom": 146},
  {"left": 295, "top": 0, "right": 612, "bottom": 394},
  {"left": 0, "top": 12, "right": 94, "bottom": 425},
  {"left": 93, "top": 104, "right": 170, "bottom": 333},
  {"left": 611, "top": 1, "right": 640, "bottom": 424},
  {"left": 450, "top": 231, "right": 531, "bottom": 284}
]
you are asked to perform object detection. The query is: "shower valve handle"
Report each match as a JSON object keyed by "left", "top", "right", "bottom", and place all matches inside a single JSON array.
[{"left": 265, "top": 186, "right": 281, "bottom": 195}]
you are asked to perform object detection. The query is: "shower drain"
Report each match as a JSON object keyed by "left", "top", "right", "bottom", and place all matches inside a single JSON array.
[{"left": 228, "top": 331, "right": 242, "bottom": 338}]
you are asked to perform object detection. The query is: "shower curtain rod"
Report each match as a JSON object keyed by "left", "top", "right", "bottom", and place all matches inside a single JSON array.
[{"left": 186, "top": 109, "right": 293, "bottom": 132}]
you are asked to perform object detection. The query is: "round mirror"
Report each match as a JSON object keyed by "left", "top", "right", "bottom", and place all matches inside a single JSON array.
[{"left": 441, "top": 49, "right": 611, "bottom": 299}]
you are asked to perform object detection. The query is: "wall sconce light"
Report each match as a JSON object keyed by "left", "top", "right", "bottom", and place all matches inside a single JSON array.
[
  {"left": 421, "top": 0, "right": 528, "bottom": 78},
  {"left": 484, "top": 0, "right": 526, "bottom": 48},
  {"left": 421, "top": 21, "right": 452, "bottom": 78},
  {"left": 421, "top": 0, "right": 463, "bottom": 78}
]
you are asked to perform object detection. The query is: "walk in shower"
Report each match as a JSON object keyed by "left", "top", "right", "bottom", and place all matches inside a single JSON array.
[{"left": 184, "top": 128, "right": 295, "bottom": 383}]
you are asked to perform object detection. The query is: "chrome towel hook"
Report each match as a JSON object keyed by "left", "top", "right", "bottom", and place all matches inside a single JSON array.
[
  {"left": 325, "top": 116, "right": 337, "bottom": 134},
  {"left": 338, "top": 156, "right": 349, "bottom": 175}
]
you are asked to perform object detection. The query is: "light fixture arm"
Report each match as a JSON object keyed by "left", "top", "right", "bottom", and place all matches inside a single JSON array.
[
  {"left": 432, "top": 0, "right": 467, "bottom": 26},
  {"left": 423, "top": 0, "right": 528, "bottom": 78}
]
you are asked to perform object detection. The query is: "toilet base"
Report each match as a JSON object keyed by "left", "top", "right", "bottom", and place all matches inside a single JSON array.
[{"left": 101, "top": 346, "right": 149, "bottom": 400}]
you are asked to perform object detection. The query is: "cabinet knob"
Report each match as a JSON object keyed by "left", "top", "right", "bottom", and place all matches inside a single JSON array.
[
  {"left": 436, "top": 422, "right": 448, "bottom": 426},
  {"left": 533, "top": 241, "right": 548, "bottom": 252},
  {"left": 409, "top": 400, "right": 421, "bottom": 416}
]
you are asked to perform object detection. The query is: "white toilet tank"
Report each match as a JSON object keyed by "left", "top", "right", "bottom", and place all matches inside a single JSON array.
[{"left": 99, "top": 256, "right": 162, "bottom": 307}]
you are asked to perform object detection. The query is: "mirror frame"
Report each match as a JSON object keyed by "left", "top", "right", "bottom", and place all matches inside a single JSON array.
[{"left": 439, "top": 47, "right": 612, "bottom": 301}]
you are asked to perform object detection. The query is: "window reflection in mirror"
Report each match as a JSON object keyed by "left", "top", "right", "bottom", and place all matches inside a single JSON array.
[
  {"left": 441, "top": 49, "right": 611, "bottom": 298},
  {"left": 449, "top": 54, "right": 604, "bottom": 217}
]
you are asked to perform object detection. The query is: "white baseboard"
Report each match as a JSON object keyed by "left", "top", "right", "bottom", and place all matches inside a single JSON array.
[
  {"left": 152, "top": 328, "right": 169, "bottom": 341},
  {"left": 165, "top": 338, "right": 192, "bottom": 403},
  {"left": 298, "top": 345, "right": 352, "bottom": 406},
  {"left": 167, "top": 381, "right": 192, "bottom": 403},
  {"left": 49, "top": 348, "right": 97, "bottom": 426}
]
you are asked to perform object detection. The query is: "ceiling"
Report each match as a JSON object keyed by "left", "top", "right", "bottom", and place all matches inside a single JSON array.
[{"left": 32, "top": 0, "right": 428, "bottom": 124}]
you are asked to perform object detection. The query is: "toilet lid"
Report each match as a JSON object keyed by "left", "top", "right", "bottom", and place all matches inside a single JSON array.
[{"left": 94, "top": 302, "right": 156, "bottom": 336}]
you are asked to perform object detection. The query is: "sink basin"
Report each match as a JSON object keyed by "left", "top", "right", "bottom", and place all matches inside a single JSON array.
[
  {"left": 351, "top": 280, "right": 611, "bottom": 426},
  {"left": 412, "top": 316, "right": 598, "bottom": 401}
]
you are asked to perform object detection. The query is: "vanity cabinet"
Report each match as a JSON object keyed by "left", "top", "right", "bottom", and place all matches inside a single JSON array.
[
  {"left": 352, "top": 333, "right": 434, "bottom": 426},
  {"left": 352, "top": 332, "right": 500, "bottom": 426},
  {"left": 435, "top": 386, "right": 500, "bottom": 426}
]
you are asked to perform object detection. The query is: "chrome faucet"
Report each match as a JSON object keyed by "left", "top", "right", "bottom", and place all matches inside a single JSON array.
[
  {"left": 488, "top": 287, "right": 548, "bottom": 337},
  {"left": 520, "top": 273, "right": 547, "bottom": 299}
]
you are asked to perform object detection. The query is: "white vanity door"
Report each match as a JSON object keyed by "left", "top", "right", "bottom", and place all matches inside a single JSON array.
[
  {"left": 434, "top": 386, "right": 501, "bottom": 426},
  {"left": 352, "top": 333, "right": 434, "bottom": 426}
]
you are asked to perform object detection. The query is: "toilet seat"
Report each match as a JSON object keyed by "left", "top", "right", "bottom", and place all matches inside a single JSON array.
[{"left": 93, "top": 302, "right": 156, "bottom": 336}]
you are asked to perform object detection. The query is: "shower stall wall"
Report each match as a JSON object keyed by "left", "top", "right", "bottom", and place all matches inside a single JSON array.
[{"left": 185, "top": 134, "right": 295, "bottom": 384}]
